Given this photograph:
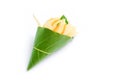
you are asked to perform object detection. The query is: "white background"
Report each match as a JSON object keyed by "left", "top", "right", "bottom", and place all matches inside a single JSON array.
[{"left": 0, "top": 0, "right": 120, "bottom": 80}]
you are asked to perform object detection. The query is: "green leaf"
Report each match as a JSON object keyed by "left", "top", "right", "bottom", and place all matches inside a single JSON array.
[
  {"left": 60, "top": 15, "right": 69, "bottom": 24},
  {"left": 27, "top": 27, "right": 72, "bottom": 70}
]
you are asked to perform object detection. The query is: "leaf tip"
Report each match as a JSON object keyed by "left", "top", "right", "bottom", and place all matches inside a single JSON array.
[
  {"left": 60, "top": 15, "right": 69, "bottom": 24},
  {"left": 27, "top": 65, "right": 31, "bottom": 71}
]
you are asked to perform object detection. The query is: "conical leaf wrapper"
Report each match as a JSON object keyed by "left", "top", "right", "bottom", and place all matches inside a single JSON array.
[{"left": 27, "top": 27, "right": 72, "bottom": 70}]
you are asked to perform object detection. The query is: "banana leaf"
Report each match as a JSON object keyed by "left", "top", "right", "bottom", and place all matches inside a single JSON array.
[{"left": 27, "top": 27, "right": 72, "bottom": 70}]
